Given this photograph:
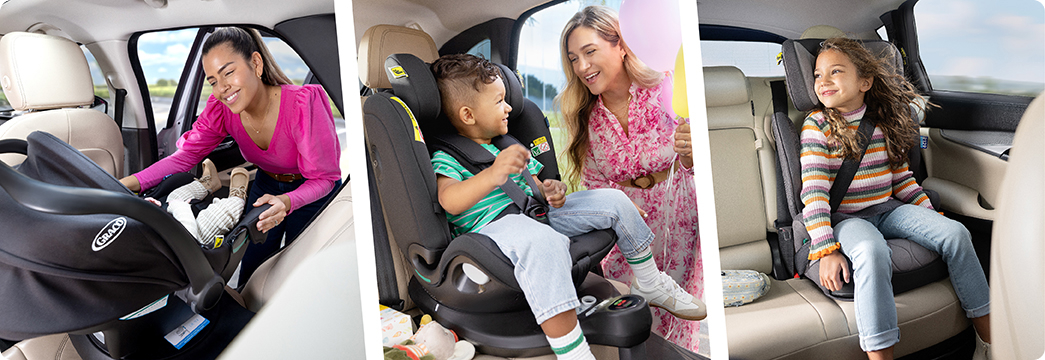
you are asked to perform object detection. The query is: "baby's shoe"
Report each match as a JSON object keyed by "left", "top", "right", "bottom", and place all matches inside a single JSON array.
[
  {"left": 229, "top": 168, "right": 249, "bottom": 199},
  {"left": 199, "top": 158, "right": 222, "bottom": 193},
  {"left": 630, "top": 272, "right": 707, "bottom": 321}
]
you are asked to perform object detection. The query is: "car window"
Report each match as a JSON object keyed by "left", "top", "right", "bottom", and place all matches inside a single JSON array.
[
  {"left": 517, "top": 0, "right": 623, "bottom": 176},
  {"left": 137, "top": 28, "right": 196, "bottom": 132},
  {"left": 700, "top": 40, "right": 784, "bottom": 77},
  {"left": 466, "top": 38, "right": 491, "bottom": 59},
  {"left": 914, "top": 0, "right": 1044, "bottom": 96},
  {"left": 82, "top": 46, "right": 111, "bottom": 113},
  {"left": 137, "top": 28, "right": 343, "bottom": 134}
]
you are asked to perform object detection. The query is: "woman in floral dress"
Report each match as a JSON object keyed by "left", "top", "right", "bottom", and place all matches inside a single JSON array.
[{"left": 557, "top": 5, "right": 703, "bottom": 353}]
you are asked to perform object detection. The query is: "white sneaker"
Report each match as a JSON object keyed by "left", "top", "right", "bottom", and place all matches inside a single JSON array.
[{"left": 630, "top": 272, "right": 706, "bottom": 321}]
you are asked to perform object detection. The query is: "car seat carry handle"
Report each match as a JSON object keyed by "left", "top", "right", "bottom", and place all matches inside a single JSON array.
[
  {"left": 0, "top": 139, "right": 224, "bottom": 313},
  {"left": 829, "top": 114, "right": 876, "bottom": 213},
  {"left": 0, "top": 138, "right": 28, "bottom": 155}
]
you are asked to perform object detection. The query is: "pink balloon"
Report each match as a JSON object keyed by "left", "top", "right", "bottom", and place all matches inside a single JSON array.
[{"left": 619, "top": 0, "right": 682, "bottom": 72}]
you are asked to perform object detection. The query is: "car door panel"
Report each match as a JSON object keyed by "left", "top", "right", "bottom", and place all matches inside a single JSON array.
[{"left": 919, "top": 90, "right": 1032, "bottom": 221}]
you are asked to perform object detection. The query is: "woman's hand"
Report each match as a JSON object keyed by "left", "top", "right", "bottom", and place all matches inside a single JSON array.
[
  {"left": 673, "top": 120, "right": 694, "bottom": 169},
  {"left": 255, "top": 194, "right": 292, "bottom": 233},
  {"left": 631, "top": 200, "right": 648, "bottom": 219},
  {"left": 819, "top": 251, "right": 850, "bottom": 292}
]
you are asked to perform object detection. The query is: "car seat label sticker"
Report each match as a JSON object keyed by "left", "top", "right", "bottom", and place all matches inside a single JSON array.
[
  {"left": 120, "top": 295, "right": 168, "bottom": 320},
  {"left": 389, "top": 66, "right": 408, "bottom": 79},
  {"left": 92, "top": 217, "right": 127, "bottom": 252},
  {"left": 164, "top": 313, "right": 209, "bottom": 350},
  {"left": 530, "top": 136, "right": 550, "bottom": 157},
  {"left": 920, "top": 135, "right": 928, "bottom": 149},
  {"left": 391, "top": 96, "right": 425, "bottom": 143}
]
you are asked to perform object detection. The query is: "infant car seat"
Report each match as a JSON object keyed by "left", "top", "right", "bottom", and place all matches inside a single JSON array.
[
  {"left": 772, "top": 38, "right": 949, "bottom": 298},
  {"left": 363, "top": 53, "right": 652, "bottom": 358},
  {"left": 0, "top": 131, "right": 265, "bottom": 359}
]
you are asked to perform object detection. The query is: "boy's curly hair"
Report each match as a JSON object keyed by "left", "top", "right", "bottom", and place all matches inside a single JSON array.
[
  {"left": 430, "top": 54, "right": 502, "bottom": 122},
  {"left": 815, "top": 37, "right": 928, "bottom": 168}
]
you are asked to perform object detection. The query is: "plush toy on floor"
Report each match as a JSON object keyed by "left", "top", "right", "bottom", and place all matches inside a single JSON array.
[{"left": 384, "top": 316, "right": 475, "bottom": 360}]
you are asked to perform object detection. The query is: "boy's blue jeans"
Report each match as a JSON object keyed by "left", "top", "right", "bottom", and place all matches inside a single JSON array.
[
  {"left": 476, "top": 188, "right": 655, "bottom": 324},
  {"left": 835, "top": 204, "right": 990, "bottom": 351}
]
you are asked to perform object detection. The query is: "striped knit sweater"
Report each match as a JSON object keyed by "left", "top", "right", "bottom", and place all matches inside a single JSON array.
[{"left": 800, "top": 105, "right": 934, "bottom": 261}]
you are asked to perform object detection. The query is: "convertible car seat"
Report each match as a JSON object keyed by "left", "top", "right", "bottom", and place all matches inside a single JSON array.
[
  {"left": 990, "top": 91, "right": 1044, "bottom": 360},
  {"left": 362, "top": 52, "right": 652, "bottom": 358},
  {"left": 0, "top": 32, "right": 124, "bottom": 178},
  {"left": 773, "top": 38, "right": 949, "bottom": 298},
  {"left": 0, "top": 131, "right": 265, "bottom": 359}
]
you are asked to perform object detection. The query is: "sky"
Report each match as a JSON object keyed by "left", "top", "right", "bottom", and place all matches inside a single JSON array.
[{"left": 915, "top": 0, "right": 1044, "bottom": 84}]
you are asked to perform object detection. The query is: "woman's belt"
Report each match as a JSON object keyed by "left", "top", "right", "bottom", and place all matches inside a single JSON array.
[
  {"left": 616, "top": 168, "right": 670, "bottom": 189},
  {"left": 262, "top": 170, "right": 304, "bottom": 182}
]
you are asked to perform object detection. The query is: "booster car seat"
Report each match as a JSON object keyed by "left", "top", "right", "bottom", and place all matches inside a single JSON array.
[
  {"left": 772, "top": 38, "right": 949, "bottom": 298},
  {"left": 0, "top": 131, "right": 266, "bottom": 360},
  {"left": 362, "top": 53, "right": 653, "bottom": 358}
]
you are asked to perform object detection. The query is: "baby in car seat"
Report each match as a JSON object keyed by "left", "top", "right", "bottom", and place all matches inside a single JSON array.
[
  {"left": 429, "top": 54, "right": 706, "bottom": 360},
  {"left": 145, "top": 159, "right": 249, "bottom": 249}
]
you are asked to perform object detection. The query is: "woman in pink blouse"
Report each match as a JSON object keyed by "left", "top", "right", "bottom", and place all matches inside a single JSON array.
[
  {"left": 557, "top": 6, "right": 703, "bottom": 353},
  {"left": 120, "top": 27, "right": 341, "bottom": 285}
]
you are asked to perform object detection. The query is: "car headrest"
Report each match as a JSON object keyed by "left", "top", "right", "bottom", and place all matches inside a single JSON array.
[
  {"left": 385, "top": 53, "right": 444, "bottom": 138},
  {"left": 702, "top": 66, "right": 750, "bottom": 108},
  {"left": 0, "top": 32, "right": 95, "bottom": 111},
  {"left": 492, "top": 63, "right": 525, "bottom": 121},
  {"left": 781, "top": 38, "right": 903, "bottom": 112},
  {"left": 800, "top": 25, "right": 846, "bottom": 39},
  {"left": 358, "top": 25, "right": 439, "bottom": 89}
]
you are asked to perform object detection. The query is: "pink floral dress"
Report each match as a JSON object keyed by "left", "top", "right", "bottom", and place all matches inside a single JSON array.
[{"left": 583, "top": 78, "right": 704, "bottom": 353}]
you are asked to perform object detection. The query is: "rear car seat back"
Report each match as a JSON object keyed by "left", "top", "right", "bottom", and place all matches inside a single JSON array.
[{"left": 0, "top": 32, "right": 123, "bottom": 178}]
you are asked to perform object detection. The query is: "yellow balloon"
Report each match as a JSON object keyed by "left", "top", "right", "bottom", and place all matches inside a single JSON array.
[{"left": 672, "top": 46, "right": 688, "bottom": 118}]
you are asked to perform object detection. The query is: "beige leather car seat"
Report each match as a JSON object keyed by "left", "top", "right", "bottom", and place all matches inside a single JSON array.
[
  {"left": 711, "top": 65, "right": 969, "bottom": 359},
  {"left": 0, "top": 32, "right": 123, "bottom": 177},
  {"left": 989, "top": 92, "right": 1044, "bottom": 360}
]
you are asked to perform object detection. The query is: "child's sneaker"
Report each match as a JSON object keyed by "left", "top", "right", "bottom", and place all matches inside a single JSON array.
[{"left": 630, "top": 272, "right": 706, "bottom": 321}]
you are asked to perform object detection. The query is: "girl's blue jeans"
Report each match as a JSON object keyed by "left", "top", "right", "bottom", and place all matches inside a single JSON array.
[
  {"left": 835, "top": 204, "right": 989, "bottom": 351},
  {"left": 476, "top": 188, "right": 655, "bottom": 324}
]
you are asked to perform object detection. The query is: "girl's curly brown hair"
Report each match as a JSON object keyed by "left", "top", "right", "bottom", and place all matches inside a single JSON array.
[{"left": 814, "top": 37, "right": 929, "bottom": 168}]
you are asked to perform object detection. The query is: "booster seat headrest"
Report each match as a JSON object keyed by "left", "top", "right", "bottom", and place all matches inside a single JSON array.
[
  {"left": 385, "top": 53, "right": 444, "bottom": 138},
  {"left": 781, "top": 39, "right": 903, "bottom": 112}
]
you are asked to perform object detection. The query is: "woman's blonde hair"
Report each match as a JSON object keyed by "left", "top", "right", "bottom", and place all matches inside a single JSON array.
[
  {"left": 814, "top": 38, "right": 927, "bottom": 168},
  {"left": 556, "top": 5, "right": 663, "bottom": 185}
]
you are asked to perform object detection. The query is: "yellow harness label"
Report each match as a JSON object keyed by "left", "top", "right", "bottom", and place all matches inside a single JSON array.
[
  {"left": 388, "top": 66, "right": 408, "bottom": 79},
  {"left": 390, "top": 96, "right": 424, "bottom": 143}
]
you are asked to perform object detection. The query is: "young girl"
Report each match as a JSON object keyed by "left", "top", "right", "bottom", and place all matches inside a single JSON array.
[{"left": 799, "top": 38, "right": 991, "bottom": 360}]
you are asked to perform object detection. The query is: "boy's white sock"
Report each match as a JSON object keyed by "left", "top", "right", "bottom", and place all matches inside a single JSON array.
[
  {"left": 627, "top": 247, "right": 659, "bottom": 288},
  {"left": 547, "top": 322, "right": 595, "bottom": 360}
]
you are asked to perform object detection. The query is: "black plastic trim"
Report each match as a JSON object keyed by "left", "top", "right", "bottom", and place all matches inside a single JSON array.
[
  {"left": 925, "top": 90, "right": 1032, "bottom": 132},
  {"left": 698, "top": 25, "right": 786, "bottom": 43},
  {"left": 126, "top": 33, "right": 160, "bottom": 168}
]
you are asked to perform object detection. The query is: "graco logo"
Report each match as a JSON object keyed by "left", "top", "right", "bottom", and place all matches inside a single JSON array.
[{"left": 93, "top": 217, "right": 127, "bottom": 252}]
